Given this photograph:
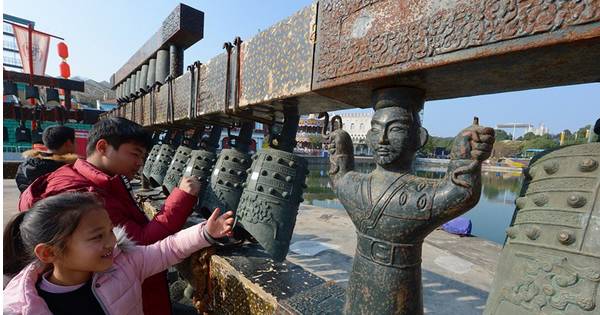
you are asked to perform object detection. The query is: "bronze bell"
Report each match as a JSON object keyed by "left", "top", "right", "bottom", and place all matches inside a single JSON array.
[
  {"left": 25, "top": 85, "right": 40, "bottom": 100},
  {"left": 142, "top": 131, "right": 163, "bottom": 183},
  {"left": 182, "top": 126, "right": 222, "bottom": 199},
  {"left": 162, "top": 128, "right": 205, "bottom": 195},
  {"left": 485, "top": 143, "right": 600, "bottom": 314},
  {"left": 236, "top": 109, "right": 306, "bottom": 261},
  {"left": 198, "top": 123, "right": 254, "bottom": 220},
  {"left": 149, "top": 130, "right": 183, "bottom": 187},
  {"left": 237, "top": 149, "right": 308, "bottom": 261},
  {"left": 4, "top": 81, "right": 18, "bottom": 96}
]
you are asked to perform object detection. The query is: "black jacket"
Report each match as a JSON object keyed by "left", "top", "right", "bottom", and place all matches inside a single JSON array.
[{"left": 15, "top": 150, "right": 78, "bottom": 192}]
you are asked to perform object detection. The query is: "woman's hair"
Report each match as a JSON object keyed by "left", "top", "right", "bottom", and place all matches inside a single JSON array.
[{"left": 3, "top": 192, "right": 104, "bottom": 275}]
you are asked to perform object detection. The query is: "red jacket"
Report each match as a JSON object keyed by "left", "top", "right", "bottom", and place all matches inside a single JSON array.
[{"left": 19, "top": 159, "right": 198, "bottom": 315}]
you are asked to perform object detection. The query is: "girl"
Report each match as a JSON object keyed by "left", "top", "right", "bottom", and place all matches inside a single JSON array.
[{"left": 3, "top": 192, "right": 234, "bottom": 315}]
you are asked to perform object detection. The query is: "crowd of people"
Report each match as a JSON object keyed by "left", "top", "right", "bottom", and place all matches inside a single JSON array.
[{"left": 4, "top": 118, "right": 234, "bottom": 315}]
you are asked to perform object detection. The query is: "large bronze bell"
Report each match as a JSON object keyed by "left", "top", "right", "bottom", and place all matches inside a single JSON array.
[
  {"left": 237, "top": 149, "right": 308, "bottom": 261},
  {"left": 484, "top": 142, "right": 600, "bottom": 315},
  {"left": 162, "top": 128, "right": 204, "bottom": 194},
  {"left": 149, "top": 131, "right": 182, "bottom": 187},
  {"left": 236, "top": 109, "right": 308, "bottom": 261},
  {"left": 198, "top": 123, "right": 254, "bottom": 218}
]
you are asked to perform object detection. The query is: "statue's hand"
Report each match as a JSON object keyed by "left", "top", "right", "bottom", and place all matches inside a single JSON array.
[
  {"left": 325, "top": 129, "right": 354, "bottom": 176},
  {"left": 325, "top": 129, "right": 354, "bottom": 156},
  {"left": 450, "top": 124, "right": 495, "bottom": 161}
]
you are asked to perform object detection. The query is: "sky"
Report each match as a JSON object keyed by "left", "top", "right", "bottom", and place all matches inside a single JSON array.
[{"left": 4, "top": 0, "right": 599, "bottom": 137}]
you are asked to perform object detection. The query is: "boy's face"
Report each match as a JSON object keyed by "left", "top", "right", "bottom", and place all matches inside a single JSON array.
[{"left": 103, "top": 142, "right": 147, "bottom": 180}]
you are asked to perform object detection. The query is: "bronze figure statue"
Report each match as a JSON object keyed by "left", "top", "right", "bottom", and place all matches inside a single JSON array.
[{"left": 326, "top": 87, "right": 495, "bottom": 315}]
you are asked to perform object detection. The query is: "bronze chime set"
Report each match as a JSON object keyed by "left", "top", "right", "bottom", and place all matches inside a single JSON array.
[
  {"left": 3, "top": 81, "right": 70, "bottom": 125},
  {"left": 139, "top": 74, "right": 309, "bottom": 265},
  {"left": 142, "top": 115, "right": 309, "bottom": 262}
]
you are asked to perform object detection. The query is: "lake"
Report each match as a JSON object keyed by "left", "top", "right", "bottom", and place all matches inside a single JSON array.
[{"left": 301, "top": 162, "right": 524, "bottom": 244}]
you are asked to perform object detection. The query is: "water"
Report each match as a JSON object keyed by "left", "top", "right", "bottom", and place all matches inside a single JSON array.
[{"left": 301, "top": 162, "right": 524, "bottom": 244}]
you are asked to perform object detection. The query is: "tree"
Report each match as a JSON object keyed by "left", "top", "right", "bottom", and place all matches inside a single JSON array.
[
  {"left": 522, "top": 132, "right": 536, "bottom": 141},
  {"left": 522, "top": 137, "right": 559, "bottom": 152},
  {"left": 494, "top": 129, "right": 512, "bottom": 141},
  {"left": 308, "top": 135, "right": 323, "bottom": 149}
]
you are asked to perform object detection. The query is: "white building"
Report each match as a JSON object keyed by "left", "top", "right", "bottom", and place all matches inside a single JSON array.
[
  {"left": 339, "top": 112, "right": 373, "bottom": 156},
  {"left": 526, "top": 123, "right": 549, "bottom": 136}
]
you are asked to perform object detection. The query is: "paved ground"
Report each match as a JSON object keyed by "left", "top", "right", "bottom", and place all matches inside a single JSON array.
[
  {"left": 4, "top": 180, "right": 502, "bottom": 314},
  {"left": 287, "top": 205, "right": 502, "bottom": 314}
]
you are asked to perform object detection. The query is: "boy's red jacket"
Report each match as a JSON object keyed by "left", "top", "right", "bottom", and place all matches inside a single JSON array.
[{"left": 18, "top": 159, "right": 198, "bottom": 315}]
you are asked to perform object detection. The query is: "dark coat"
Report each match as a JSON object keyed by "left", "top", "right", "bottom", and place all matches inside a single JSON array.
[{"left": 15, "top": 150, "right": 78, "bottom": 192}]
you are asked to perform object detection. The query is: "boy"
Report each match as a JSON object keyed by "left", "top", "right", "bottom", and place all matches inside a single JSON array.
[
  {"left": 19, "top": 117, "right": 202, "bottom": 315},
  {"left": 15, "top": 125, "right": 78, "bottom": 192}
]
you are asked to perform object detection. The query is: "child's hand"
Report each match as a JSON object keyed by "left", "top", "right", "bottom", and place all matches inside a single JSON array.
[
  {"left": 179, "top": 177, "right": 202, "bottom": 196},
  {"left": 205, "top": 208, "right": 234, "bottom": 239}
]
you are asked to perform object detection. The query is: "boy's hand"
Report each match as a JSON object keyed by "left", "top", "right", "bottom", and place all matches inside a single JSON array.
[
  {"left": 206, "top": 208, "right": 234, "bottom": 239},
  {"left": 179, "top": 176, "right": 201, "bottom": 196}
]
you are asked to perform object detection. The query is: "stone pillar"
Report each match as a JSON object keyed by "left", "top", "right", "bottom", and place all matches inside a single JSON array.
[
  {"left": 147, "top": 58, "right": 156, "bottom": 89},
  {"left": 130, "top": 74, "right": 137, "bottom": 97},
  {"left": 169, "top": 44, "right": 184, "bottom": 78},
  {"left": 140, "top": 64, "right": 149, "bottom": 92},
  {"left": 156, "top": 49, "right": 170, "bottom": 84}
]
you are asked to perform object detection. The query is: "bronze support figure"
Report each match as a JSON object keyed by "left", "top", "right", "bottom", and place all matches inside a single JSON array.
[{"left": 326, "top": 87, "right": 495, "bottom": 314}]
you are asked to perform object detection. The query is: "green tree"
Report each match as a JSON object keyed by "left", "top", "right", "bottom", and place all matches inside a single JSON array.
[
  {"left": 522, "top": 132, "right": 536, "bottom": 141},
  {"left": 522, "top": 136, "right": 559, "bottom": 152},
  {"left": 308, "top": 134, "right": 323, "bottom": 149},
  {"left": 494, "top": 129, "right": 512, "bottom": 141}
]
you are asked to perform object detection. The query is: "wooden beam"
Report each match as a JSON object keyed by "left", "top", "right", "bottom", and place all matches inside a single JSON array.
[
  {"left": 110, "top": 4, "right": 204, "bottom": 87},
  {"left": 4, "top": 70, "right": 85, "bottom": 92},
  {"left": 105, "top": 1, "right": 600, "bottom": 126}
]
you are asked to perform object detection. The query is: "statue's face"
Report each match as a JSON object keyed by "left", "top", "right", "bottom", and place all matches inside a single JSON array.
[{"left": 366, "top": 107, "right": 416, "bottom": 166}]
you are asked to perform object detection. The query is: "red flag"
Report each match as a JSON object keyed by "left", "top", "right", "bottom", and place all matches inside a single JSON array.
[{"left": 12, "top": 24, "right": 50, "bottom": 75}]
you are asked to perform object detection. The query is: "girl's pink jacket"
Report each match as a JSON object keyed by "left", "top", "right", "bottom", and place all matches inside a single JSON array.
[{"left": 3, "top": 222, "right": 210, "bottom": 315}]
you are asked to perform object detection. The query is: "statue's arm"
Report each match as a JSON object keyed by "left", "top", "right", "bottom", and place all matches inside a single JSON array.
[
  {"left": 326, "top": 129, "right": 356, "bottom": 189},
  {"left": 326, "top": 129, "right": 369, "bottom": 219},
  {"left": 432, "top": 124, "right": 495, "bottom": 223}
]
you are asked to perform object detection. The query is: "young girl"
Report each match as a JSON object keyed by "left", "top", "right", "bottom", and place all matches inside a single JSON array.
[{"left": 3, "top": 192, "right": 234, "bottom": 315}]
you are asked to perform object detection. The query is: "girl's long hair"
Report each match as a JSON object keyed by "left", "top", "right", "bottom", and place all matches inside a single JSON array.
[{"left": 3, "top": 192, "right": 104, "bottom": 275}]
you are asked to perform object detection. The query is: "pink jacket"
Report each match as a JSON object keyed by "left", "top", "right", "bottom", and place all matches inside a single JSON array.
[{"left": 3, "top": 223, "right": 211, "bottom": 315}]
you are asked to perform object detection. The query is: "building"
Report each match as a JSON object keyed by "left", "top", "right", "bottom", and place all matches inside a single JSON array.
[
  {"left": 295, "top": 114, "right": 326, "bottom": 156},
  {"left": 3, "top": 14, "right": 34, "bottom": 72},
  {"left": 339, "top": 112, "right": 373, "bottom": 156},
  {"left": 526, "top": 123, "right": 549, "bottom": 136}
]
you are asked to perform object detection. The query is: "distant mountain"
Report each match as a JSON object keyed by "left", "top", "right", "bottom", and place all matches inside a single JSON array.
[{"left": 71, "top": 78, "right": 115, "bottom": 104}]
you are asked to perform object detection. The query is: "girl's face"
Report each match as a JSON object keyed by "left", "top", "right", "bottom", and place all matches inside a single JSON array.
[{"left": 55, "top": 208, "right": 117, "bottom": 277}]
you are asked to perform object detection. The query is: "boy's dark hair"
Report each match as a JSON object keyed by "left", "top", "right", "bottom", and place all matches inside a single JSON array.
[
  {"left": 3, "top": 192, "right": 104, "bottom": 275},
  {"left": 86, "top": 117, "right": 152, "bottom": 156},
  {"left": 43, "top": 125, "right": 75, "bottom": 151}
]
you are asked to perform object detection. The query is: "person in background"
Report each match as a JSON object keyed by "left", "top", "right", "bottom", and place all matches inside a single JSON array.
[{"left": 15, "top": 125, "right": 77, "bottom": 193}]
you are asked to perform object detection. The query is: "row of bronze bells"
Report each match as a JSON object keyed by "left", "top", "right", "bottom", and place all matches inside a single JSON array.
[
  {"left": 141, "top": 115, "right": 308, "bottom": 262},
  {"left": 3, "top": 82, "right": 61, "bottom": 104}
]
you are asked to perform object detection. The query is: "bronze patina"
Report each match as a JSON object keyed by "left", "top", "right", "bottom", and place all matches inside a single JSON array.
[
  {"left": 326, "top": 87, "right": 495, "bottom": 315},
  {"left": 484, "top": 142, "right": 600, "bottom": 315}
]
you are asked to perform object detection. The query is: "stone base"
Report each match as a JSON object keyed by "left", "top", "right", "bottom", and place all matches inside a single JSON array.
[{"left": 138, "top": 194, "right": 345, "bottom": 314}]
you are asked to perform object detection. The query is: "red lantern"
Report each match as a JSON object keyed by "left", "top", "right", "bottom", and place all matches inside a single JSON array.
[
  {"left": 57, "top": 42, "right": 69, "bottom": 59},
  {"left": 60, "top": 61, "right": 71, "bottom": 78}
]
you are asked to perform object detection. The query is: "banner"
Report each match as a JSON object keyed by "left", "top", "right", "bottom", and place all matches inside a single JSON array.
[{"left": 12, "top": 24, "right": 50, "bottom": 75}]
